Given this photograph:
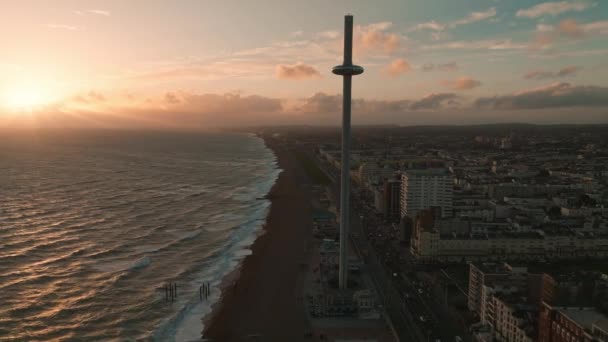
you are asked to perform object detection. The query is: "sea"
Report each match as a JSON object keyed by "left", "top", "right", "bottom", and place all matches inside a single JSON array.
[{"left": 0, "top": 130, "right": 280, "bottom": 341}]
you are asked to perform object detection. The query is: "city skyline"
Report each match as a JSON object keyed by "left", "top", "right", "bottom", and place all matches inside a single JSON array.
[{"left": 1, "top": 0, "right": 608, "bottom": 128}]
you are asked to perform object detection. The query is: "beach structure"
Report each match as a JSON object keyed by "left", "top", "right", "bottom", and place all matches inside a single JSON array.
[{"left": 332, "top": 15, "right": 364, "bottom": 290}]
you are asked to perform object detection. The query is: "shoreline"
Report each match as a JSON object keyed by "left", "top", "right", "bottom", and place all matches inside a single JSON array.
[{"left": 202, "top": 135, "right": 314, "bottom": 341}]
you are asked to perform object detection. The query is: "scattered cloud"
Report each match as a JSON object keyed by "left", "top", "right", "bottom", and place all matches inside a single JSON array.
[
  {"left": 125, "top": 60, "right": 276, "bottom": 82},
  {"left": 72, "top": 91, "right": 107, "bottom": 103},
  {"left": 275, "top": 62, "right": 321, "bottom": 80},
  {"left": 6, "top": 84, "right": 608, "bottom": 129},
  {"left": 164, "top": 92, "right": 181, "bottom": 104},
  {"left": 410, "top": 93, "right": 459, "bottom": 110},
  {"left": 76, "top": 9, "right": 111, "bottom": 16},
  {"left": 423, "top": 39, "right": 526, "bottom": 51},
  {"left": 422, "top": 63, "right": 458, "bottom": 72},
  {"left": 516, "top": 1, "right": 593, "bottom": 18},
  {"left": 296, "top": 92, "right": 458, "bottom": 113},
  {"left": 384, "top": 58, "right": 411, "bottom": 76},
  {"left": 317, "top": 30, "right": 341, "bottom": 39},
  {"left": 442, "top": 76, "right": 482, "bottom": 90},
  {"left": 88, "top": 91, "right": 106, "bottom": 102},
  {"left": 558, "top": 19, "right": 585, "bottom": 37},
  {"left": 584, "top": 20, "right": 608, "bottom": 35},
  {"left": 297, "top": 93, "right": 341, "bottom": 113},
  {"left": 163, "top": 92, "right": 283, "bottom": 115},
  {"left": 412, "top": 20, "right": 447, "bottom": 40},
  {"left": 410, "top": 8, "right": 496, "bottom": 40},
  {"left": 475, "top": 82, "right": 608, "bottom": 109},
  {"left": 415, "top": 20, "right": 446, "bottom": 31},
  {"left": 523, "top": 66, "right": 582, "bottom": 80},
  {"left": 45, "top": 24, "right": 80, "bottom": 31},
  {"left": 451, "top": 7, "right": 497, "bottom": 27},
  {"left": 530, "top": 19, "right": 608, "bottom": 49},
  {"left": 356, "top": 22, "right": 401, "bottom": 54}
]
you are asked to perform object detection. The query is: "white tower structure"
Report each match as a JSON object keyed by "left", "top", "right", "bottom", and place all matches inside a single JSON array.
[{"left": 332, "top": 15, "right": 364, "bottom": 290}]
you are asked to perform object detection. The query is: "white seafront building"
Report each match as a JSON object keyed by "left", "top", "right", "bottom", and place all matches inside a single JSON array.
[
  {"left": 400, "top": 169, "right": 453, "bottom": 220},
  {"left": 411, "top": 211, "right": 608, "bottom": 263}
]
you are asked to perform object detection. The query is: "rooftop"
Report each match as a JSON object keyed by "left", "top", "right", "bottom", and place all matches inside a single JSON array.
[
  {"left": 405, "top": 168, "right": 450, "bottom": 176},
  {"left": 557, "top": 307, "right": 608, "bottom": 331}
]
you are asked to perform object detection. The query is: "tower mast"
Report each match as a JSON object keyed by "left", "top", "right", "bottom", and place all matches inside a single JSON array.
[{"left": 332, "top": 15, "right": 364, "bottom": 290}]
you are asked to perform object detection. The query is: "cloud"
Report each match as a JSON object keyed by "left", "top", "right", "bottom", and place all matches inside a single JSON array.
[
  {"left": 558, "top": 19, "right": 585, "bottom": 37},
  {"left": 415, "top": 20, "right": 446, "bottom": 31},
  {"left": 536, "top": 19, "right": 608, "bottom": 36},
  {"left": 317, "top": 30, "right": 341, "bottom": 39},
  {"left": 275, "top": 62, "right": 321, "bottom": 80},
  {"left": 297, "top": 93, "right": 341, "bottom": 113},
  {"left": 384, "top": 58, "right": 411, "bottom": 76},
  {"left": 88, "top": 91, "right": 106, "bottom": 102},
  {"left": 423, "top": 39, "right": 526, "bottom": 51},
  {"left": 475, "top": 82, "right": 608, "bottom": 109},
  {"left": 163, "top": 92, "right": 283, "bottom": 115},
  {"left": 72, "top": 91, "right": 106, "bottom": 103},
  {"left": 451, "top": 7, "right": 497, "bottom": 26},
  {"left": 84, "top": 9, "right": 111, "bottom": 16},
  {"left": 6, "top": 85, "right": 608, "bottom": 129},
  {"left": 290, "top": 30, "right": 304, "bottom": 38},
  {"left": 164, "top": 92, "right": 181, "bottom": 104},
  {"left": 126, "top": 59, "right": 277, "bottom": 82},
  {"left": 45, "top": 24, "right": 80, "bottom": 31},
  {"left": 584, "top": 20, "right": 608, "bottom": 35},
  {"left": 516, "top": 1, "right": 593, "bottom": 18},
  {"left": 523, "top": 66, "right": 582, "bottom": 80},
  {"left": 297, "top": 92, "right": 457, "bottom": 114},
  {"left": 530, "top": 19, "right": 608, "bottom": 49},
  {"left": 356, "top": 22, "right": 401, "bottom": 54},
  {"left": 410, "top": 8, "right": 496, "bottom": 40},
  {"left": 422, "top": 63, "right": 458, "bottom": 72},
  {"left": 442, "top": 76, "right": 482, "bottom": 90},
  {"left": 410, "top": 93, "right": 459, "bottom": 110}
]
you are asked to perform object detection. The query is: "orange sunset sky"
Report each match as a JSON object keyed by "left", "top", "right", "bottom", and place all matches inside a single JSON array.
[{"left": 1, "top": 0, "right": 607, "bottom": 128}]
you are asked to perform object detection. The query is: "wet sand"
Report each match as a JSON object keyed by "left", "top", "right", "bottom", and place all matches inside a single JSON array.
[{"left": 203, "top": 137, "right": 314, "bottom": 341}]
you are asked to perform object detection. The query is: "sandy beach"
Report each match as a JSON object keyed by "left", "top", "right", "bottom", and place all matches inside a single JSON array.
[{"left": 203, "top": 137, "right": 314, "bottom": 341}]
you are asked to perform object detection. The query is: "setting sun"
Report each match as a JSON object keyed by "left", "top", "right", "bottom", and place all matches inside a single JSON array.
[{"left": 2, "top": 82, "right": 55, "bottom": 111}]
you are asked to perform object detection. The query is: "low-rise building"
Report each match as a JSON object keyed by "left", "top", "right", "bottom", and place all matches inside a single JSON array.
[
  {"left": 411, "top": 210, "right": 608, "bottom": 263},
  {"left": 538, "top": 304, "right": 608, "bottom": 342}
]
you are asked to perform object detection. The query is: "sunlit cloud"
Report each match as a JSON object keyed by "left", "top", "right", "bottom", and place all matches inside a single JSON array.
[
  {"left": 422, "top": 39, "right": 526, "bottom": 51},
  {"left": 75, "top": 9, "right": 111, "bottom": 16},
  {"left": 421, "top": 63, "right": 458, "bottom": 72},
  {"left": 410, "top": 93, "right": 459, "bottom": 110},
  {"left": 516, "top": 1, "right": 594, "bottom": 18},
  {"left": 355, "top": 22, "right": 401, "bottom": 54},
  {"left": 123, "top": 60, "right": 275, "bottom": 82},
  {"left": 523, "top": 66, "right": 582, "bottom": 80},
  {"left": 275, "top": 62, "right": 321, "bottom": 80},
  {"left": 72, "top": 91, "right": 107, "bottom": 104},
  {"left": 441, "top": 76, "right": 482, "bottom": 90},
  {"left": 295, "top": 92, "right": 459, "bottom": 113},
  {"left": 558, "top": 19, "right": 585, "bottom": 37},
  {"left": 410, "top": 8, "right": 496, "bottom": 41},
  {"left": 451, "top": 7, "right": 497, "bottom": 27},
  {"left": 317, "top": 30, "right": 341, "bottom": 39},
  {"left": 45, "top": 24, "right": 80, "bottom": 31},
  {"left": 415, "top": 20, "right": 446, "bottom": 31},
  {"left": 384, "top": 58, "right": 411, "bottom": 76},
  {"left": 530, "top": 19, "right": 608, "bottom": 49},
  {"left": 475, "top": 82, "right": 608, "bottom": 109}
]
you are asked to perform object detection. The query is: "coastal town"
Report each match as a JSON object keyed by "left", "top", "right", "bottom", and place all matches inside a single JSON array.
[{"left": 259, "top": 124, "right": 608, "bottom": 342}]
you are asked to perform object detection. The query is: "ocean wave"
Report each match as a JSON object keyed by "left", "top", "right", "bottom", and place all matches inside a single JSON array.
[{"left": 0, "top": 132, "right": 281, "bottom": 341}]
